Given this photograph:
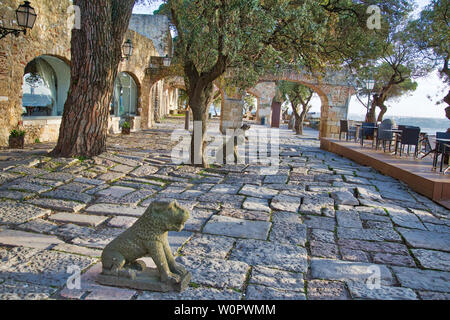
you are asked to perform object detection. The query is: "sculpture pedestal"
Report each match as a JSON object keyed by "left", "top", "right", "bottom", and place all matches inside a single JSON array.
[{"left": 96, "top": 266, "right": 191, "bottom": 293}]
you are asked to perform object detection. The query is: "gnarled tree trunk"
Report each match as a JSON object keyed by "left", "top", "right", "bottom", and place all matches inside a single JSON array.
[{"left": 51, "top": 0, "right": 135, "bottom": 158}]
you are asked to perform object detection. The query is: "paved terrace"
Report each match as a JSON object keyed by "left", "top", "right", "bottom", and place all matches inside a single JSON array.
[{"left": 0, "top": 118, "right": 449, "bottom": 300}]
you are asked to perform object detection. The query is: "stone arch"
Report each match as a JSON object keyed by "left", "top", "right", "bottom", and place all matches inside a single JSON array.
[
  {"left": 253, "top": 71, "right": 354, "bottom": 138},
  {"left": 22, "top": 54, "right": 71, "bottom": 118},
  {"left": 141, "top": 67, "right": 184, "bottom": 129},
  {"left": 112, "top": 71, "right": 141, "bottom": 118}
]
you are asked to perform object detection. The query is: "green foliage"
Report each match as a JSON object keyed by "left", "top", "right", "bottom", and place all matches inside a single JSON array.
[
  {"left": 167, "top": 0, "right": 414, "bottom": 92},
  {"left": 34, "top": 138, "right": 41, "bottom": 144},
  {"left": 407, "top": 0, "right": 450, "bottom": 83},
  {"left": 9, "top": 129, "right": 26, "bottom": 137},
  {"left": 278, "top": 81, "right": 314, "bottom": 112},
  {"left": 122, "top": 121, "right": 131, "bottom": 129}
]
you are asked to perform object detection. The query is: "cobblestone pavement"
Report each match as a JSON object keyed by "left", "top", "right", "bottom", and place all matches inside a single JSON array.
[{"left": 0, "top": 118, "right": 449, "bottom": 300}]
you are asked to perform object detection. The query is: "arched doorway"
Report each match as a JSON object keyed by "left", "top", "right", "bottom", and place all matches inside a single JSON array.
[
  {"left": 22, "top": 55, "right": 70, "bottom": 117},
  {"left": 111, "top": 72, "right": 138, "bottom": 118}
]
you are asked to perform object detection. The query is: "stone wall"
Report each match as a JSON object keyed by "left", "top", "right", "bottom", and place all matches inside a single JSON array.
[
  {"left": 0, "top": 0, "right": 72, "bottom": 146},
  {"left": 0, "top": 4, "right": 176, "bottom": 146},
  {"left": 129, "top": 15, "right": 172, "bottom": 57},
  {"left": 220, "top": 89, "right": 244, "bottom": 134},
  {"left": 256, "top": 70, "right": 355, "bottom": 138}
]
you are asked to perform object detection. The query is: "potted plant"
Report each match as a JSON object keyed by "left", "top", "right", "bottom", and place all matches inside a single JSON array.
[
  {"left": 9, "top": 129, "right": 26, "bottom": 149},
  {"left": 121, "top": 121, "right": 131, "bottom": 135}
]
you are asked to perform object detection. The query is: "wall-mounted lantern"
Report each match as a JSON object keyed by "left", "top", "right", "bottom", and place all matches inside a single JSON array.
[
  {"left": 150, "top": 54, "right": 172, "bottom": 69},
  {"left": 121, "top": 39, "right": 133, "bottom": 61},
  {"left": 366, "top": 79, "right": 376, "bottom": 91},
  {"left": 0, "top": 1, "right": 37, "bottom": 40},
  {"left": 163, "top": 54, "right": 171, "bottom": 67}
]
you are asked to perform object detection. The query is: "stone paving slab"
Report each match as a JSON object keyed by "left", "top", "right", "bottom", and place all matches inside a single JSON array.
[
  {"left": 239, "top": 184, "right": 278, "bottom": 199},
  {"left": 303, "top": 215, "right": 335, "bottom": 231},
  {"left": 0, "top": 250, "right": 96, "bottom": 287},
  {"left": 0, "top": 279, "right": 57, "bottom": 300},
  {"left": 218, "top": 207, "right": 270, "bottom": 222},
  {"left": 176, "top": 256, "right": 250, "bottom": 290},
  {"left": 3, "top": 181, "right": 52, "bottom": 194},
  {"left": 338, "top": 239, "right": 409, "bottom": 255},
  {"left": 17, "top": 219, "right": 58, "bottom": 234},
  {"left": 337, "top": 227, "right": 402, "bottom": 242},
  {"left": 138, "top": 286, "right": 242, "bottom": 300},
  {"left": 96, "top": 186, "right": 135, "bottom": 197},
  {"left": 336, "top": 211, "right": 363, "bottom": 228},
  {"left": 209, "top": 184, "right": 241, "bottom": 194},
  {"left": 0, "top": 190, "right": 35, "bottom": 201},
  {"left": 40, "top": 172, "right": 79, "bottom": 182},
  {"left": 0, "top": 229, "right": 63, "bottom": 249},
  {"left": 230, "top": 239, "right": 308, "bottom": 273},
  {"left": 306, "top": 280, "right": 350, "bottom": 300},
  {"left": 270, "top": 212, "right": 307, "bottom": 246},
  {"left": 411, "top": 249, "right": 450, "bottom": 271},
  {"left": 27, "top": 198, "right": 86, "bottom": 213},
  {"left": 398, "top": 228, "right": 450, "bottom": 252},
  {"left": 310, "top": 258, "right": 394, "bottom": 285},
  {"left": 48, "top": 212, "right": 108, "bottom": 227},
  {"left": 85, "top": 203, "right": 146, "bottom": 217},
  {"left": 52, "top": 243, "right": 102, "bottom": 258},
  {"left": 107, "top": 216, "right": 137, "bottom": 229},
  {"left": 371, "top": 252, "right": 416, "bottom": 267},
  {"left": 180, "top": 234, "right": 235, "bottom": 259},
  {"left": 393, "top": 266, "right": 450, "bottom": 293},
  {"left": 71, "top": 229, "right": 123, "bottom": 249},
  {"left": 183, "top": 208, "right": 215, "bottom": 232},
  {"left": 0, "top": 201, "right": 51, "bottom": 226},
  {"left": 242, "top": 197, "right": 271, "bottom": 212},
  {"left": 246, "top": 285, "right": 306, "bottom": 300},
  {"left": 346, "top": 282, "right": 418, "bottom": 300},
  {"left": 203, "top": 215, "right": 271, "bottom": 240},
  {"left": 96, "top": 189, "right": 154, "bottom": 205},
  {"left": 0, "top": 247, "right": 41, "bottom": 269},
  {"left": 270, "top": 194, "right": 301, "bottom": 213},
  {"left": 249, "top": 266, "right": 304, "bottom": 292}
]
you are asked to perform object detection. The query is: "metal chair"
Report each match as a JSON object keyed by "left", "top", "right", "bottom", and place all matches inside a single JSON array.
[
  {"left": 432, "top": 132, "right": 450, "bottom": 171},
  {"left": 359, "top": 122, "right": 376, "bottom": 147},
  {"left": 396, "top": 126, "right": 421, "bottom": 157},
  {"left": 376, "top": 119, "right": 396, "bottom": 152},
  {"left": 420, "top": 134, "right": 433, "bottom": 158},
  {"left": 339, "top": 120, "right": 357, "bottom": 141}
]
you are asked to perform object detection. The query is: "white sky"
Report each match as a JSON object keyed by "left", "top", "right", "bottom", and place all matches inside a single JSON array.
[{"left": 134, "top": 0, "right": 448, "bottom": 119}]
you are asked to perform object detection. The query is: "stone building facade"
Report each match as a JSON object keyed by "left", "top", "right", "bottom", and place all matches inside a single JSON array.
[{"left": 0, "top": 1, "right": 178, "bottom": 146}]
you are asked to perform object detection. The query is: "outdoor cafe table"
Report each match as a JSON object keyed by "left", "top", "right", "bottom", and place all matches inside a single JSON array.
[
  {"left": 434, "top": 138, "right": 450, "bottom": 172},
  {"left": 355, "top": 124, "right": 378, "bottom": 146},
  {"left": 381, "top": 129, "right": 403, "bottom": 154}
]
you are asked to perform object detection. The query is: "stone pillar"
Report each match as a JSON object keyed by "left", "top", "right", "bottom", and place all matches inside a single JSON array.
[
  {"left": 220, "top": 89, "right": 244, "bottom": 135},
  {"left": 141, "top": 75, "right": 154, "bottom": 130},
  {"left": 318, "top": 85, "right": 354, "bottom": 139},
  {"left": 248, "top": 82, "right": 276, "bottom": 126},
  {"left": 185, "top": 109, "right": 190, "bottom": 131}
]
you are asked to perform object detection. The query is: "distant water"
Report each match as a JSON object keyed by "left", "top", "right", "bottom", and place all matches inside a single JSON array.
[{"left": 348, "top": 114, "right": 450, "bottom": 135}]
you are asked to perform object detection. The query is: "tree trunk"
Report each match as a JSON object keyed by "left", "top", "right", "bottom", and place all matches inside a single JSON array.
[
  {"left": 188, "top": 82, "right": 213, "bottom": 168},
  {"left": 377, "top": 103, "right": 388, "bottom": 122},
  {"left": 51, "top": 0, "right": 134, "bottom": 158},
  {"left": 365, "top": 98, "right": 377, "bottom": 123},
  {"left": 294, "top": 114, "right": 302, "bottom": 135},
  {"left": 444, "top": 89, "right": 450, "bottom": 114}
]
